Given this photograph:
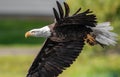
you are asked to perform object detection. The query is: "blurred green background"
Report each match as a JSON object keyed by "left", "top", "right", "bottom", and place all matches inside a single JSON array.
[{"left": 0, "top": 0, "right": 120, "bottom": 77}]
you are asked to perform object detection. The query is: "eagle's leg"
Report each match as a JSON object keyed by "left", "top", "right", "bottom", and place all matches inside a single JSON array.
[{"left": 84, "top": 34, "right": 96, "bottom": 46}]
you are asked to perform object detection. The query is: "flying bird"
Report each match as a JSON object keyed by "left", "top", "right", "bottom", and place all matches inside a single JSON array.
[{"left": 25, "top": 1, "right": 117, "bottom": 77}]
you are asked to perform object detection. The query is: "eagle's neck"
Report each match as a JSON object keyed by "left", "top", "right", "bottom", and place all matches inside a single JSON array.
[{"left": 35, "top": 26, "right": 51, "bottom": 37}]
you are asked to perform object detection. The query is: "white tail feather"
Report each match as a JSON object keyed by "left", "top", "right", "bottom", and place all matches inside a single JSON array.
[{"left": 91, "top": 22, "right": 117, "bottom": 46}]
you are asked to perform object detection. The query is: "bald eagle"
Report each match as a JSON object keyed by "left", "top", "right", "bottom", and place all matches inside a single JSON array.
[{"left": 25, "top": 1, "right": 117, "bottom": 77}]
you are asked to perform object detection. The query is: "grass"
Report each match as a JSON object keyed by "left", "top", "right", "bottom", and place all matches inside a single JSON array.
[
  {"left": 0, "top": 54, "right": 120, "bottom": 77},
  {"left": 0, "top": 56, "right": 32, "bottom": 77},
  {"left": 60, "top": 54, "right": 120, "bottom": 77}
]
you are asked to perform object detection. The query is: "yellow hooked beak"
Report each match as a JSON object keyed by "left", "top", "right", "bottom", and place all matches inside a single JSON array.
[{"left": 25, "top": 32, "right": 31, "bottom": 38}]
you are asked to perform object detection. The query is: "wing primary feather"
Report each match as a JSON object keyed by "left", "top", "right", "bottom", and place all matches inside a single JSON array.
[
  {"left": 73, "top": 8, "right": 81, "bottom": 15},
  {"left": 56, "top": 1, "right": 64, "bottom": 19},
  {"left": 26, "top": 39, "right": 85, "bottom": 77},
  {"left": 64, "top": 2, "right": 70, "bottom": 17},
  {"left": 82, "top": 9, "right": 93, "bottom": 14},
  {"left": 26, "top": 39, "right": 52, "bottom": 76},
  {"left": 53, "top": 8, "right": 60, "bottom": 22}
]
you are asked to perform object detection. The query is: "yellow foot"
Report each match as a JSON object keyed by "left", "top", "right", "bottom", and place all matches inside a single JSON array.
[{"left": 85, "top": 34, "right": 96, "bottom": 46}]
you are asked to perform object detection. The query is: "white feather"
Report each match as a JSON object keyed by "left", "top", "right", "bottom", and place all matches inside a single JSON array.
[
  {"left": 30, "top": 26, "right": 51, "bottom": 37},
  {"left": 90, "top": 22, "right": 117, "bottom": 46}
]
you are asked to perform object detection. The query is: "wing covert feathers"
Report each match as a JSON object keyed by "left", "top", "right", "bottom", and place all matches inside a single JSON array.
[{"left": 27, "top": 39, "right": 85, "bottom": 77}]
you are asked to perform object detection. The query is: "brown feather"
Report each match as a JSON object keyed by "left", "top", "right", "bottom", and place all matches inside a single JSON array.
[
  {"left": 56, "top": 1, "right": 64, "bottom": 19},
  {"left": 53, "top": 8, "right": 60, "bottom": 22},
  {"left": 64, "top": 2, "right": 70, "bottom": 17},
  {"left": 73, "top": 8, "right": 81, "bottom": 15}
]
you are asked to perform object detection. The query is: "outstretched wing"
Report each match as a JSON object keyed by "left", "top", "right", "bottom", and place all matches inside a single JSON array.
[
  {"left": 51, "top": 1, "right": 97, "bottom": 42},
  {"left": 27, "top": 38, "right": 85, "bottom": 77},
  {"left": 53, "top": 1, "right": 97, "bottom": 27}
]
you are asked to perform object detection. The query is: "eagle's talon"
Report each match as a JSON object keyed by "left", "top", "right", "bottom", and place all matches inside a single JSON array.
[{"left": 85, "top": 34, "right": 96, "bottom": 45}]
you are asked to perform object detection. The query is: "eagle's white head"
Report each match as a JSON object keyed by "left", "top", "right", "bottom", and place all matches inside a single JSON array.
[{"left": 25, "top": 26, "right": 51, "bottom": 38}]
